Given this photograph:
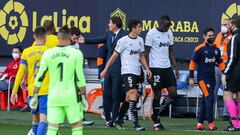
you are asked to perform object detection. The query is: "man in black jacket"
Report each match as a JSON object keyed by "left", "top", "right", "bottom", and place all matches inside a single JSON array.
[
  {"left": 77, "top": 16, "right": 127, "bottom": 127},
  {"left": 222, "top": 16, "right": 240, "bottom": 132}
]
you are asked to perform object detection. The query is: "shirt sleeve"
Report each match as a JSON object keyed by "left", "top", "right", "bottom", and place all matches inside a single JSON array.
[
  {"left": 188, "top": 48, "right": 201, "bottom": 78},
  {"left": 34, "top": 52, "right": 48, "bottom": 88},
  {"left": 145, "top": 31, "right": 153, "bottom": 47},
  {"left": 114, "top": 39, "right": 125, "bottom": 54},
  {"left": 75, "top": 50, "right": 86, "bottom": 88},
  {"left": 169, "top": 30, "right": 174, "bottom": 46},
  {"left": 191, "top": 49, "right": 201, "bottom": 62},
  {"left": 224, "top": 34, "right": 239, "bottom": 74},
  {"left": 2, "top": 61, "right": 12, "bottom": 76},
  {"left": 12, "top": 51, "right": 27, "bottom": 92},
  {"left": 215, "top": 48, "right": 225, "bottom": 71},
  {"left": 140, "top": 38, "right": 145, "bottom": 52},
  {"left": 216, "top": 48, "right": 223, "bottom": 63}
]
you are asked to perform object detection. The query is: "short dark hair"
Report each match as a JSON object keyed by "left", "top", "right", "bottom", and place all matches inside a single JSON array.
[
  {"left": 231, "top": 16, "right": 240, "bottom": 28},
  {"left": 58, "top": 25, "right": 70, "bottom": 40},
  {"left": 110, "top": 16, "right": 122, "bottom": 28},
  {"left": 128, "top": 19, "right": 141, "bottom": 32},
  {"left": 203, "top": 27, "right": 215, "bottom": 35},
  {"left": 160, "top": 15, "right": 171, "bottom": 22},
  {"left": 43, "top": 20, "right": 55, "bottom": 34},
  {"left": 33, "top": 26, "right": 46, "bottom": 39},
  {"left": 70, "top": 27, "right": 80, "bottom": 36},
  {"left": 13, "top": 46, "right": 23, "bottom": 53}
]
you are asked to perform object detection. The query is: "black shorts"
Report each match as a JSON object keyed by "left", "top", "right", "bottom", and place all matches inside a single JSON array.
[
  {"left": 122, "top": 74, "right": 140, "bottom": 91},
  {"left": 150, "top": 67, "right": 177, "bottom": 90},
  {"left": 224, "top": 69, "right": 240, "bottom": 92}
]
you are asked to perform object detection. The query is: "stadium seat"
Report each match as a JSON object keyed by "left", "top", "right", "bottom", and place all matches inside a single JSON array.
[
  {"left": 195, "top": 86, "right": 202, "bottom": 118},
  {"left": 0, "top": 75, "right": 26, "bottom": 111},
  {"left": 214, "top": 84, "right": 224, "bottom": 119},
  {"left": 86, "top": 88, "right": 103, "bottom": 114}
]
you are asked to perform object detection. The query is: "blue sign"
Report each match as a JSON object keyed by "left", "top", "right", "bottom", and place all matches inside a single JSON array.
[{"left": 0, "top": 0, "right": 239, "bottom": 60}]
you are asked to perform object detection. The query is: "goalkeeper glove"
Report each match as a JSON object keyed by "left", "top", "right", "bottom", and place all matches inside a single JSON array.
[
  {"left": 30, "top": 94, "right": 38, "bottom": 110},
  {"left": 81, "top": 95, "right": 89, "bottom": 112}
]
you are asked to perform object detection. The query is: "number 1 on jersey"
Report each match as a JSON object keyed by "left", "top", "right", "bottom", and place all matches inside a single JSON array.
[{"left": 58, "top": 62, "right": 63, "bottom": 81}]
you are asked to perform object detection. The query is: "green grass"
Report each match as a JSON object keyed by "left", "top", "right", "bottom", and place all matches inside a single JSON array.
[{"left": 0, "top": 110, "right": 239, "bottom": 135}]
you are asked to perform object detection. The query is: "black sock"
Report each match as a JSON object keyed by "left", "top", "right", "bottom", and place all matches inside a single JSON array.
[
  {"left": 117, "top": 101, "right": 129, "bottom": 121},
  {"left": 83, "top": 111, "right": 86, "bottom": 121},
  {"left": 152, "top": 98, "right": 160, "bottom": 124},
  {"left": 129, "top": 100, "right": 139, "bottom": 126},
  {"left": 159, "top": 97, "right": 174, "bottom": 113}
]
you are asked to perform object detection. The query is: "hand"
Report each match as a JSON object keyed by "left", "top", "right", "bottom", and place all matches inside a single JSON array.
[
  {"left": 175, "top": 69, "right": 179, "bottom": 80},
  {"left": 146, "top": 69, "right": 152, "bottom": 80},
  {"left": 81, "top": 95, "right": 89, "bottom": 112},
  {"left": 20, "top": 79, "right": 27, "bottom": 90},
  {"left": 77, "top": 35, "right": 85, "bottom": 44},
  {"left": 79, "top": 86, "right": 86, "bottom": 95},
  {"left": 147, "top": 75, "right": 153, "bottom": 84},
  {"left": 221, "top": 74, "right": 226, "bottom": 86},
  {"left": 100, "top": 70, "right": 107, "bottom": 78},
  {"left": 10, "top": 92, "right": 18, "bottom": 105},
  {"left": 189, "top": 78, "right": 194, "bottom": 87},
  {"left": 29, "top": 94, "right": 38, "bottom": 110}
]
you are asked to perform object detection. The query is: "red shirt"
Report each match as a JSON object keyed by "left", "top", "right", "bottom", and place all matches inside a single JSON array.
[{"left": 0, "top": 58, "right": 21, "bottom": 82}]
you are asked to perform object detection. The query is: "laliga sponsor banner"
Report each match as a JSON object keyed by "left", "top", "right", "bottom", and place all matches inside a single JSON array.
[
  {"left": 0, "top": 0, "right": 239, "bottom": 60},
  {"left": 0, "top": 0, "right": 98, "bottom": 57}
]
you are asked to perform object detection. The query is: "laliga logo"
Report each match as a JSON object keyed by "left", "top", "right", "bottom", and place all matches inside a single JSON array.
[
  {"left": 221, "top": 3, "right": 240, "bottom": 21},
  {"left": 111, "top": 8, "right": 126, "bottom": 30},
  {"left": 0, "top": 0, "right": 28, "bottom": 45}
]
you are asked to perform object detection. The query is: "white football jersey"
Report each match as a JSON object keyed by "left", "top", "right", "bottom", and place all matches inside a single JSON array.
[
  {"left": 115, "top": 35, "right": 144, "bottom": 75},
  {"left": 145, "top": 28, "right": 174, "bottom": 68}
]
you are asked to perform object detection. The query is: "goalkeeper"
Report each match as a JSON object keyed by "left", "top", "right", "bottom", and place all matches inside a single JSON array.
[{"left": 31, "top": 25, "right": 86, "bottom": 135}]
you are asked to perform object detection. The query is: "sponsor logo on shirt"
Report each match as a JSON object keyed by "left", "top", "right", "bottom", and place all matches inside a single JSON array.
[
  {"left": 159, "top": 42, "right": 171, "bottom": 47},
  {"left": 130, "top": 49, "right": 141, "bottom": 55},
  {"left": 205, "top": 57, "right": 216, "bottom": 63}
]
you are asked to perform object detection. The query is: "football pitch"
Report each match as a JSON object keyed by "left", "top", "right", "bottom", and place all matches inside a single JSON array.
[{"left": 0, "top": 110, "right": 239, "bottom": 135}]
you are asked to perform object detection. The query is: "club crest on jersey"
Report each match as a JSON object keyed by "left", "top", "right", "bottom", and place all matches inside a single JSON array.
[
  {"left": 13, "top": 64, "right": 18, "bottom": 69},
  {"left": 215, "top": 50, "right": 218, "bottom": 55},
  {"left": 207, "top": 84, "right": 210, "bottom": 88}
]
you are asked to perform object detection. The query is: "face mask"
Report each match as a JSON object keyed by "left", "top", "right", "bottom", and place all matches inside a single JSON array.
[
  {"left": 207, "top": 37, "right": 215, "bottom": 44},
  {"left": 221, "top": 26, "right": 228, "bottom": 34},
  {"left": 12, "top": 53, "right": 19, "bottom": 59}
]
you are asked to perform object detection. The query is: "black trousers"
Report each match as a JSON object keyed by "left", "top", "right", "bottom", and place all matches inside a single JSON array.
[
  {"left": 198, "top": 79, "right": 215, "bottom": 124},
  {"left": 103, "top": 72, "right": 123, "bottom": 122}
]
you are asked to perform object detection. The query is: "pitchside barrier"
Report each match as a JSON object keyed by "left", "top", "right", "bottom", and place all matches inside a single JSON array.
[{"left": 84, "top": 70, "right": 224, "bottom": 118}]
